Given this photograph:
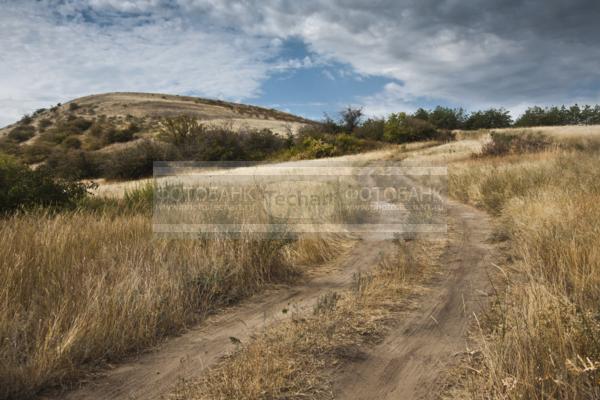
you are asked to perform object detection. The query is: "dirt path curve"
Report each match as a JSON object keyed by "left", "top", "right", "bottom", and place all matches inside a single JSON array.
[
  {"left": 49, "top": 154, "right": 496, "bottom": 400},
  {"left": 51, "top": 239, "right": 396, "bottom": 400},
  {"left": 333, "top": 199, "right": 495, "bottom": 400}
]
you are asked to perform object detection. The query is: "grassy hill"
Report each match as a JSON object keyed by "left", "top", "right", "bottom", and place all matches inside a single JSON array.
[
  {"left": 0, "top": 92, "right": 312, "bottom": 159},
  {"left": 0, "top": 93, "right": 317, "bottom": 179}
]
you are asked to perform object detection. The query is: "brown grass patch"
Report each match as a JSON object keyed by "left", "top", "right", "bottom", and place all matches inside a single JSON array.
[
  {"left": 169, "top": 238, "right": 443, "bottom": 400},
  {"left": 0, "top": 210, "right": 344, "bottom": 399},
  {"left": 448, "top": 150, "right": 600, "bottom": 399}
]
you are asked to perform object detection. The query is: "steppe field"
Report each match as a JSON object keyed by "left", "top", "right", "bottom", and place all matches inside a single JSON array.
[{"left": 2, "top": 119, "right": 599, "bottom": 400}]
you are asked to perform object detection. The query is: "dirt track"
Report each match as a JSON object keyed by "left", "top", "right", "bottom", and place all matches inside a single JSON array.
[
  {"left": 333, "top": 200, "right": 494, "bottom": 399},
  {"left": 49, "top": 156, "right": 495, "bottom": 400},
  {"left": 54, "top": 239, "right": 396, "bottom": 400}
]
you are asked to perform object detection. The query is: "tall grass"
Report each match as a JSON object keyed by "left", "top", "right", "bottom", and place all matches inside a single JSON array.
[
  {"left": 0, "top": 204, "right": 345, "bottom": 399},
  {"left": 450, "top": 150, "right": 600, "bottom": 399}
]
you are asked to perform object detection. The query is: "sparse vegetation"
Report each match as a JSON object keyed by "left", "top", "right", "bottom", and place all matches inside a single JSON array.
[
  {"left": 0, "top": 174, "right": 348, "bottom": 399},
  {"left": 7, "top": 124, "right": 36, "bottom": 142},
  {"left": 171, "top": 239, "right": 441, "bottom": 400},
  {"left": 449, "top": 141, "right": 600, "bottom": 399}
]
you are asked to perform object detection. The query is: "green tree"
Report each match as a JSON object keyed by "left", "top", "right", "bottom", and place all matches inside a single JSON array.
[
  {"left": 339, "top": 106, "right": 364, "bottom": 133},
  {"left": 465, "top": 108, "right": 512, "bottom": 129}
]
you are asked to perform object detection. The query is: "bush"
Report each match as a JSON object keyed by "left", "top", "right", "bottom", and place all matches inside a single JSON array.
[
  {"left": 481, "top": 131, "right": 552, "bottom": 156},
  {"left": 354, "top": 118, "right": 384, "bottom": 141},
  {"left": 8, "top": 125, "right": 36, "bottom": 142},
  {"left": 38, "top": 118, "right": 53, "bottom": 131},
  {"left": 21, "top": 142, "right": 54, "bottom": 164},
  {"left": 298, "top": 137, "right": 336, "bottom": 158},
  {"left": 102, "top": 127, "right": 135, "bottom": 144},
  {"left": 159, "top": 116, "right": 289, "bottom": 161},
  {"left": 43, "top": 149, "right": 101, "bottom": 179},
  {"left": 384, "top": 113, "right": 438, "bottom": 143},
  {"left": 339, "top": 106, "right": 363, "bottom": 133},
  {"left": 19, "top": 114, "right": 33, "bottom": 125},
  {"left": 0, "top": 138, "right": 21, "bottom": 157},
  {"left": 59, "top": 117, "right": 93, "bottom": 135},
  {"left": 38, "top": 130, "right": 69, "bottom": 145},
  {"left": 100, "top": 140, "right": 178, "bottom": 180},
  {"left": 332, "top": 134, "right": 376, "bottom": 154},
  {"left": 62, "top": 136, "right": 82, "bottom": 149},
  {"left": 240, "top": 129, "right": 289, "bottom": 160},
  {"left": 0, "top": 153, "right": 89, "bottom": 214}
]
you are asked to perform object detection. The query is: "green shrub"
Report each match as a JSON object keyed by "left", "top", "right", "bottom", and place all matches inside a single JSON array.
[
  {"left": 354, "top": 118, "right": 384, "bottom": 141},
  {"left": 38, "top": 130, "right": 69, "bottom": 145},
  {"left": 102, "top": 127, "right": 135, "bottom": 144},
  {"left": 43, "top": 149, "right": 101, "bottom": 179},
  {"left": 38, "top": 118, "right": 53, "bottom": 131},
  {"left": 298, "top": 137, "right": 336, "bottom": 158},
  {"left": 240, "top": 129, "right": 288, "bottom": 160},
  {"left": 333, "top": 134, "right": 376, "bottom": 154},
  {"left": 384, "top": 113, "right": 438, "bottom": 143},
  {"left": 0, "top": 138, "right": 21, "bottom": 157},
  {"left": 100, "top": 140, "right": 178, "bottom": 180},
  {"left": 8, "top": 125, "right": 36, "bottom": 142},
  {"left": 62, "top": 136, "right": 82, "bottom": 149},
  {"left": 481, "top": 131, "right": 552, "bottom": 156},
  {"left": 21, "top": 142, "right": 53, "bottom": 164},
  {"left": 19, "top": 114, "right": 33, "bottom": 125},
  {"left": 0, "top": 153, "right": 89, "bottom": 214},
  {"left": 59, "top": 117, "right": 93, "bottom": 135}
]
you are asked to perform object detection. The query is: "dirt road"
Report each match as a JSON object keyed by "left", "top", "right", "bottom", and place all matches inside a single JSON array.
[
  {"left": 333, "top": 200, "right": 494, "bottom": 399},
  {"left": 52, "top": 239, "right": 396, "bottom": 400},
  {"left": 49, "top": 157, "right": 495, "bottom": 400}
]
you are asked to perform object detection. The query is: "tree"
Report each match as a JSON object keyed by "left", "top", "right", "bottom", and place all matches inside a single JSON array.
[
  {"left": 159, "top": 115, "right": 203, "bottom": 146},
  {"left": 464, "top": 108, "right": 512, "bottom": 129},
  {"left": 428, "top": 106, "right": 466, "bottom": 130},
  {"left": 321, "top": 113, "right": 342, "bottom": 134},
  {"left": 384, "top": 113, "right": 437, "bottom": 143},
  {"left": 412, "top": 108, "right": 430, "bottom": 121},
  {"left": 339, "top": 106, "right": 363, "bottom": 133},
  {"left": 354, "top": 118, "right": 385, "bottom": 141}
]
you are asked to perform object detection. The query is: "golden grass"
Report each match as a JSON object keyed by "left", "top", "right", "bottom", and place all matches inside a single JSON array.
[
  {"left": 489, "top": 124, "right": 600, "bottom": 137},
  {"left": 0, "top": 209, "right": 345, "bottom": 399},
  {"left": 449, "top": 149, "right": 600, "bottom": 399},
  {"left": 170, "top": 238, "right": 442, "bottom": 400}
]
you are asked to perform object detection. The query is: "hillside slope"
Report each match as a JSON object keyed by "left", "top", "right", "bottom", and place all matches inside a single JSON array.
[
  {"left": 0, "top": 93, "right": 314, "bottom": 173},
  {"left": 0, "top": 92, "right": 311, "bottom": 137}
]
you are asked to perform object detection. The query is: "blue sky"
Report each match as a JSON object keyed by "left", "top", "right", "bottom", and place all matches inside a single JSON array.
[{"left": 2, "top": 0, "right": 600, "bottom": 126}]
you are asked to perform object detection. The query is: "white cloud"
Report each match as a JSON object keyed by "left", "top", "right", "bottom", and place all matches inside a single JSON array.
[
  {"left": 360, "top": 83, "right": 418, "bottom": 117},
  {"left": 171, "top": 0, "right": 600, "bottom": 112},
  {"left": 3, "top": 0, "right": 600, "bottom": 125},
  {"left": 0, "top": 1, "right": 277, "bottom": 125}
]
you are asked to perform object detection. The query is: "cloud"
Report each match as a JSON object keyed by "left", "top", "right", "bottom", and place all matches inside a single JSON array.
[
  {"left": 176, "top": 0, "right": 600, "bottom": 110},
  {"left": 2, "top": 0, "right": 600, "bottom": 125},
  {"left": 0, "top": 1, "right": 277, "bottom": 125}
]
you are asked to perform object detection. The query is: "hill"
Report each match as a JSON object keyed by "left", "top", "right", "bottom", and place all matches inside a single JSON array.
[
  {"left": 0, "top": 92, "right": 312, "bottom": 136},
  {"left": 0, "top": 92, "right": 312, "bottom": 158}
]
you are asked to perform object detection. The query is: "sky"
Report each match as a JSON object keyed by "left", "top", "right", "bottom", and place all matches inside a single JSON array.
[{"left": 1, "top": 0, "right": 600, "bottom": 126}]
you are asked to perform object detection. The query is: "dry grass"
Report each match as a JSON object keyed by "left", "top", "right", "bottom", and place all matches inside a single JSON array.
[
  {"left": 448, "top": 148, "right": 600, "bottom": 399},
  {"left": 0, "top": 207, "right": 345, "bottom": 399},
  {"left": 170, "top": 238, "right": 442, "bottom": 400}
]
